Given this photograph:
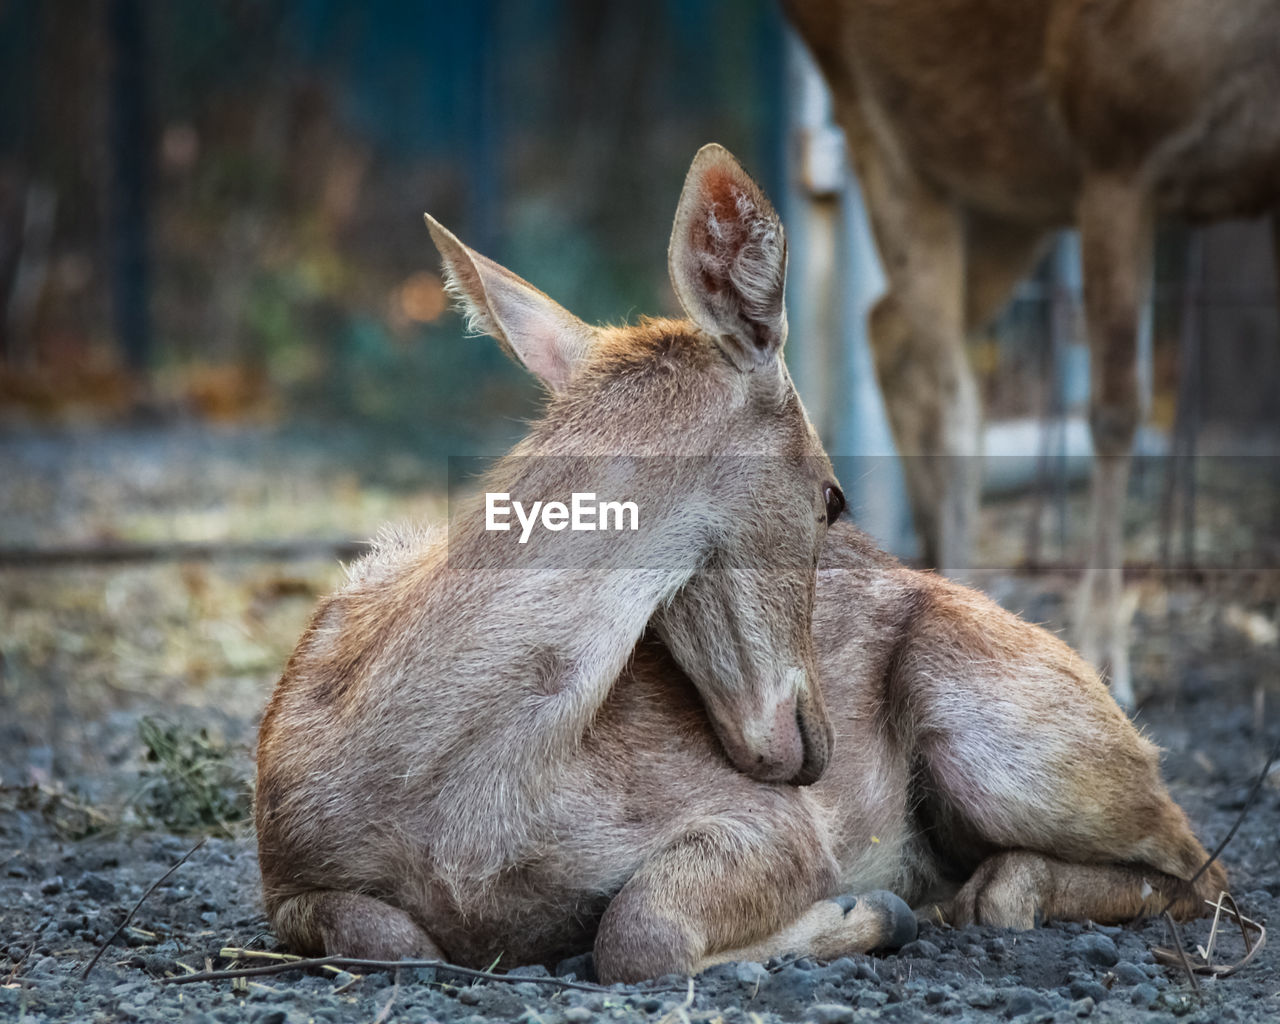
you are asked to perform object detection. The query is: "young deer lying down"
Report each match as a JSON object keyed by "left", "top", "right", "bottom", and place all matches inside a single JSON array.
[
  {"left": 257, "top": 144, "right": 874, "bottom": 981},
  {"left": 256, "top": 145, "right": 1223, "bottom": 985}
]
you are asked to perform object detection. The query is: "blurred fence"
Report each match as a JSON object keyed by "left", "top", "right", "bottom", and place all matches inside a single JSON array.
[
  {"left": 0, "top": 0, "right": 785, "bottom": 450},
  {"left": 1, "top": 2, "right": 1277, "bottom": 572}
]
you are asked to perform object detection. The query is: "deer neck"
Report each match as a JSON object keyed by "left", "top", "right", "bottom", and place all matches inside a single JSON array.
[{"left": 441, "top": 453, "right": 709, "bottom": 719}]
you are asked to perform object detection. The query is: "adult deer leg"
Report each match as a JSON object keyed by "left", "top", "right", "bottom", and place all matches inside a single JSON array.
[
  {"left": 846, "top": 128, "right": 977, "bottom": 576},
  {"left": 593, "top": 804, "right": 915, "bottom": 984},
  {"left": 1272, "top": 210, "right": 1280, "bottom": 309},
  {"left": 1073, "top": 176, "right": 1154, "bottom": 708}
]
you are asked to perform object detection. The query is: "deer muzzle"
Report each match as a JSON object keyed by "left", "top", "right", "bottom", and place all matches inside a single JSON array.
[{"left": 717, "top": 674, "right": 833, "bottom": 786}]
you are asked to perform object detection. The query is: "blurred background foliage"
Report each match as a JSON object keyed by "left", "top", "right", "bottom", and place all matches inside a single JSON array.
[{"left": 0, "top": 0, "right": 785, "bottom": 458}]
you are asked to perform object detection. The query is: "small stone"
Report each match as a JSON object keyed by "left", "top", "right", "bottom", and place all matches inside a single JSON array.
[
  {"left": 77, "top": 872, "right": 116, "bottom": 902},
  {"left": 29, "top": 955, "right": 59, "bottom": 975},
  {"left": 1072, "top": 996, "right": 1096, "bottom": 1017},
  {"left": 1004, "top": 987, "right": 1050, "bottom": 1018},
  {"left": 1112, "top": 961, "right": 1148, "bottom": 986},
  {"left": 772, "top": 964, "right": 820, "bottom": 1000},
  {"left": 828, "top": 957, "right": 859, "bottom": 978},
  {"left": 508, "top": 963, "right": 552, "bottom": 977},
  {"left": 143, "top": 953, "right": 177, "bottom": 976},
  {"left": 1069, "top": 980, "right": 1109, "bottom": 1003},
  {"left": 1154, "top": 990, "right": 1195, "bottom": 1016},
  {"left": 808, "top": 1003, "right": 855, "bottom": 1024},
  {"left": 855, "top": 962, "right": 885, "bottom": 988},
  {"left": 897, "top": 938, "right": 941, "bottom": 959},
  {"left": 111, "top": 980, "right": 149, "bottom": 997},
  {"left": 1130, "top": 983, "right": 1159, "bottom": 1008},
  {"left": 457, "top": 986, "right": 482, "bottom": 1005},
  {"left": 734, "top": 961, "right": 770, "bottom": 987},
  {"left": 1067, "top": 933, "right": 1119, "bottom": 968},
  {"left": 564, "top": 1009, "right": 593, "bottom": 1024},
  {"left": 555, "top": 952, "right": 594, "bottom": 981},
  {"left": 925, "top": 988, "right": 948, "bottom": 1004},
  {"left": 251, "top": 1011, "right": 286, "bottom": 1024},
  {"left": 967, "top": 987, "right": 999, "bottom": 1009},
  {"left": 124, "top": 927, "right": 153, "bottom": 947},
  {"left": 40, "top": 877, "right": 63, "bottom": 895}
]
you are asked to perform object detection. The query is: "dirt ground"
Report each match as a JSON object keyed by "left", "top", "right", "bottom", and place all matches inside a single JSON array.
[{"left": 1, "top": 424, "right": 1277, "bottom": 1024}]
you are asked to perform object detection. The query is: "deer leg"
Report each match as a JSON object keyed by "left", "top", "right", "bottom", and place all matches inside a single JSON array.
[
  {"left": 947, "top": 851, "right": 1213, "bottom": 929},
  {"left": 864, "top": 214, "right": 1047, "bottom": 573},
  {"left": 896, "top": 584, "right": 1223, "bottom": 929},
  {"left": 848, "top": 131, "right": 977, "bottom": 576},
  {"left": 270, "top": 890, "right": 446, "bottom": 960},
  {"left": 1272, "top": 210, "right": 1280, "bottom": 303},
  {"left": 697, "top": 890, "right": 917, "bottom": 971},
  {"left": 592, "top": 810, "right": 915, "bottom": 984},
  {"left": 1073, "top": 176, "right": 1154, "bottom": 708}
]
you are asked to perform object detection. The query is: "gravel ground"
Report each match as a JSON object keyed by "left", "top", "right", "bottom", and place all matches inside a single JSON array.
[
  {"left": 1, "top": 425, "right": 1277, "bottom": 1023},
  {"left": 1, "top": 699, "right": 1276, "bottom": 1024}
]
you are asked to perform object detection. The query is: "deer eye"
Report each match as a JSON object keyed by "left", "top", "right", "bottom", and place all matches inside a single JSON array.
[{"left": 823, "top": 483, "right": 845, "bottom": 525}]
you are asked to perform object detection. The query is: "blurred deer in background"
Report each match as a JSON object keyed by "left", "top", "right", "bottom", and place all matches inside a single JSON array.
[
  {"left": 257, "top": 144, "right": 1224, "bottom": 984},
  {"left": 784, "top": 0, "right": 1280, "bottom": 706}
]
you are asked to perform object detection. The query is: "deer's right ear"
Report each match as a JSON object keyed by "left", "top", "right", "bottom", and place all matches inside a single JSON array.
[
  {"left": 425, "top": 215, "right": 596, "bottom": 392},
  {"left": 668, "top": 144, "right": 788, "bottom": 371}
]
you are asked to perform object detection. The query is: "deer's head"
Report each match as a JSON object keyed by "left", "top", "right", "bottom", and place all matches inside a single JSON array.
[{"left": 426, "top": 145, "right": 839, "bottom": 786}]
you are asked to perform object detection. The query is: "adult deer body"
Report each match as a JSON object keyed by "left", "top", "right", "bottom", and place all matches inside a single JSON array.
[
  {"left": 257, "top": 144, "right": 1223, "bottom": 983},
  {"left": 784, "top": 0, "right": 1280, "bottom": 705}
]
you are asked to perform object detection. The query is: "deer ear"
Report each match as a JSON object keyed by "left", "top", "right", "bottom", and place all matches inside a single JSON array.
[
  {"left": 425, "top": 215, "right": 596, "bottom": 392},
  {"left": 668, "top": 144, "right": 788, "bottom": 370}
]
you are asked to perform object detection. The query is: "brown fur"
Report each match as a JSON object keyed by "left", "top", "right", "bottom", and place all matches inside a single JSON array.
[
  {"left": 257, "top": 144, "right": 1223, "bottom": 985},
  {"left": 258, "top": 145, "right": 857, "bottom": 981},
  {"left": 784, "top": 0, "right": 1280, "bottom": 705},
  {"left": 260, "top": 522, "right": 1224, "bottom": 983}
]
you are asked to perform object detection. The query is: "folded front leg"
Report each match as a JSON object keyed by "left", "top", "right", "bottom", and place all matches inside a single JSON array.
[{"left": 593, "top": 803, "right": 914, "bottom": 984}]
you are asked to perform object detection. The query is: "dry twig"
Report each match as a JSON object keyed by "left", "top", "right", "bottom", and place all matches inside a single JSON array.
[
  {"left": 161, "top": 953, "right": 683, "bottom": 994},
  {"left": 1141, "top": 737, "right": 1277, "bottom": 986},
  {"left": 81, "top": 837, "right": 207, "bottom": 980},
  {"left": 1159, "top": 737, "right": 1279, "bottom": 920},
  {"left": 1153, "top": 892, "right": 1266, "bottom": 979}
]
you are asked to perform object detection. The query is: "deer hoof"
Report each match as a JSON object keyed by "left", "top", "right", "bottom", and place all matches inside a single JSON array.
[{"left": 830, "top": 890, "right": 917, "bottom": 950}]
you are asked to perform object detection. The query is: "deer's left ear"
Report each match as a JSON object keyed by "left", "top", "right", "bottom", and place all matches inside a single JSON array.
[
  {"left": 425, "top": 214, "right": 597, "bottom": 392},
  {"left": 668, "top": 144, "right": 788, "bottom": 370}
]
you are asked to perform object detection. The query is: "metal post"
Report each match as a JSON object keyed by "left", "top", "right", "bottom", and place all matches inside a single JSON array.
[{"left": 783, "top": 32, "right": 913, "bottom": 555}]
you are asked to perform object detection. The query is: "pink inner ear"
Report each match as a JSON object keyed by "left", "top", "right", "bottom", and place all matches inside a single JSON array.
[{"left": 695, "top": 167, "right": 750, "bottom": 295}]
